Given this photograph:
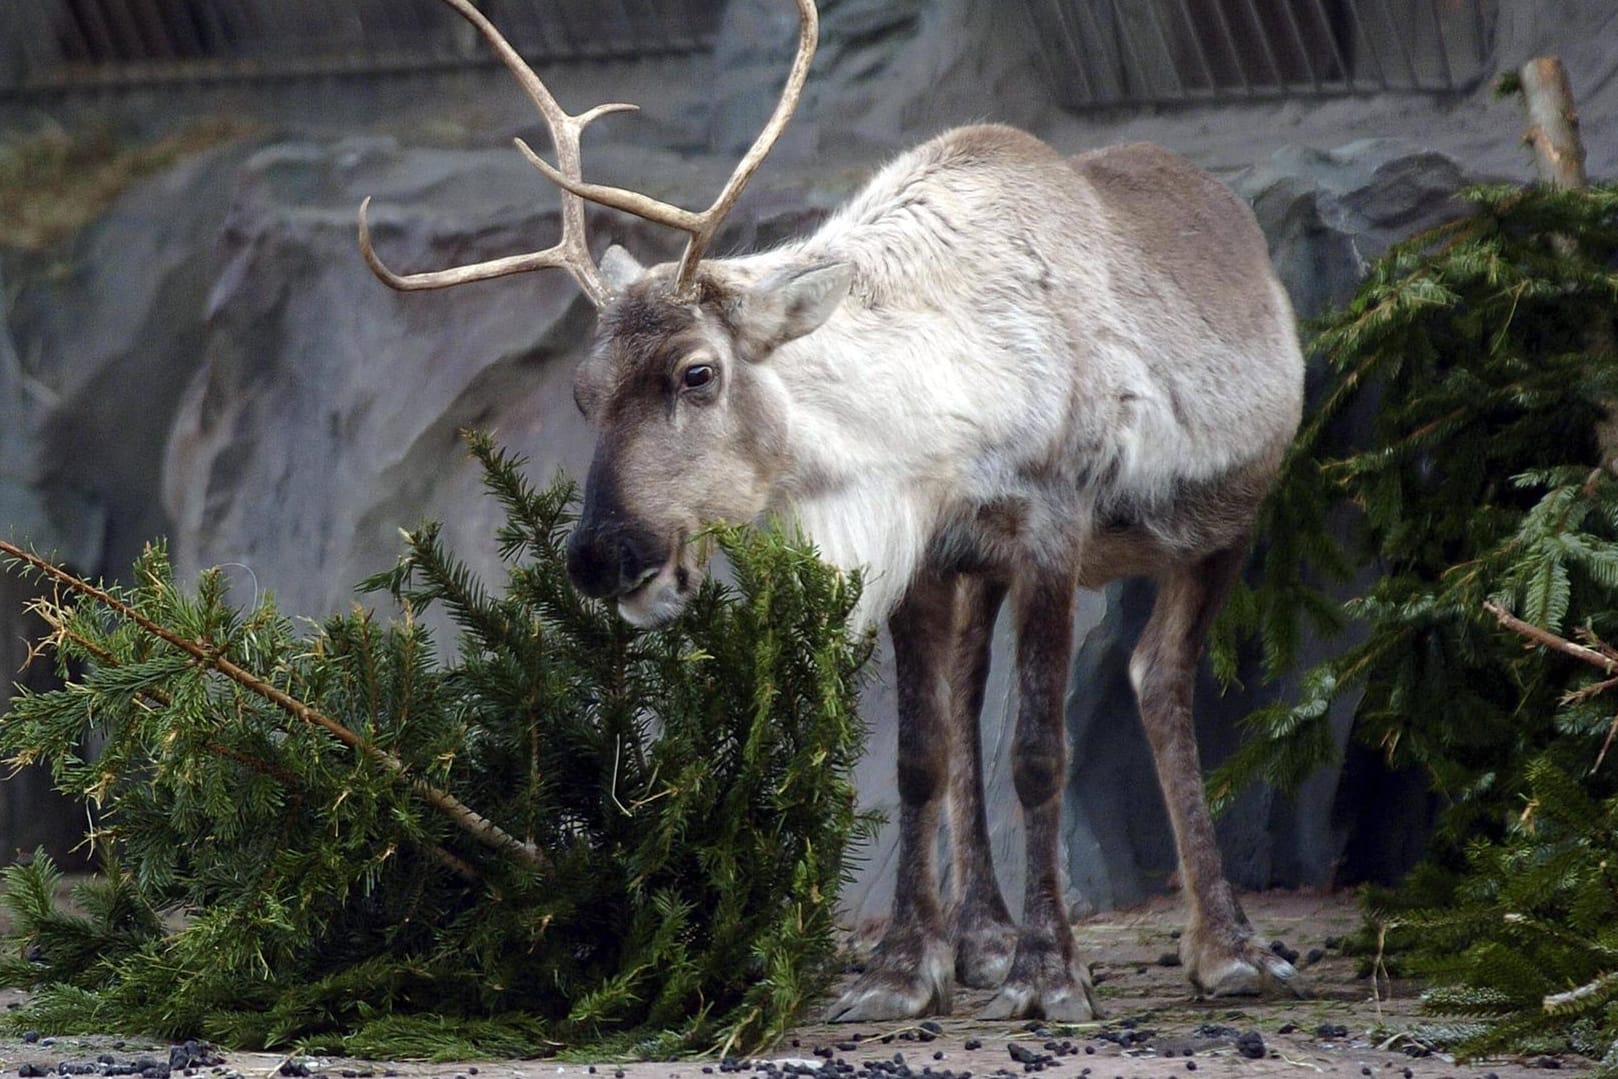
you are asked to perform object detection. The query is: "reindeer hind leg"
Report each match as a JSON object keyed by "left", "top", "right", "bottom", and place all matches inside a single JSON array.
[{"left": 1131, "top": 543, "right": 1306, "bottom": 999}]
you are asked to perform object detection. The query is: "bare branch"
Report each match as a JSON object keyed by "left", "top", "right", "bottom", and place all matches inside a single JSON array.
[{"left": 1483, "top": 600, "right": 1618, "bottom": 675}]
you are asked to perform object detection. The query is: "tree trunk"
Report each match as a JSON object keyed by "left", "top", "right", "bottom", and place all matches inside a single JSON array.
[
  {"left": 1516, "top": 56, "right": 1617, "bottom": 471},
  {"left": 1519, "top": 56, "right": 1588, "bottom": 190}
]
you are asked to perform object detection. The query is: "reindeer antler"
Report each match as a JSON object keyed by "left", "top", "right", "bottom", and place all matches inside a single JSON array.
[
  {"left": 357, "top": 0, "right": 634, "bottom": 308},
  {"left": 360, "top": 0, "right": 818, "bottom": 306},
  {"left": 522, "top": 0, "right": 819, "bottom": 300}
]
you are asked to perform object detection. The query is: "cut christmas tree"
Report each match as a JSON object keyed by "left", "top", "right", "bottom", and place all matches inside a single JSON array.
[{"left": 0, "top": 432, "right": 875, "bottom": 1060}]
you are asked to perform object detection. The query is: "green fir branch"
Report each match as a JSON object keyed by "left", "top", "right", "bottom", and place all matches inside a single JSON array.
[{"left": 0, "top": 437, "right": 871, "bottom": 1058}]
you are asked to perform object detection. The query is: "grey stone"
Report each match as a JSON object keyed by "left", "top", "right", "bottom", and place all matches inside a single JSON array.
[
  {"left": 710, "top": 0, "right": 1048, "bottom": 164},
  {"left": 5, "top": 140, "right": 253, "bottom": 574},
  {"left": 1233, "top": 141, "right": 1467, "bottom": 319}
]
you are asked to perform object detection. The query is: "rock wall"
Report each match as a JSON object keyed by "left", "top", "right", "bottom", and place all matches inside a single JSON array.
[{"left": 3, "top": 0, "right": 1616, "bottom": 917}]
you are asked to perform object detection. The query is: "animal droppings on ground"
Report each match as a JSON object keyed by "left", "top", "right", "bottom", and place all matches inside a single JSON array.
[{"left": 0, "top": 895, "right": 1593, "bottom": 1079}]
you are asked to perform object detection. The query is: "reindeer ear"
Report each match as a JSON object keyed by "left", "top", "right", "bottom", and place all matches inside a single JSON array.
[
  {"left": 738, "top": 261, "right": 852, "bottom": 357},
  {"left": 600, "top": 245, "right": 647, "bottom": 291}
]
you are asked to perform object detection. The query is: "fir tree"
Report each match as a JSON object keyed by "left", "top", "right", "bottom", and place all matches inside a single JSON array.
[
  {"left": 0, "top": 432, "right": 876, "bottom": 1059},
  {"left": 1211, "top": 181, "right": 1618, "bottom": 824},
  {"left": 1213, "top": 180, "right": 1618, "bottom": 1063}
]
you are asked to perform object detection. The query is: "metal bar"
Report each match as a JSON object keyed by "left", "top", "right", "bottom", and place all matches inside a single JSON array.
[
  {"left": 116, "top": 0, "right": 159, "bottom": 59},
  {"left": 1054, "top": 2, "right": 1098, "bottom": 106},
  {"left": 647, "top": 0, "right": 686, "bottom": 52},
  {"left": 12, "top": 0, "right": 1498, "bottom": 105},
  {"left": 169, "top": 0, "right": 211, "bottom": 59},
  {"left": 148, "top": 0, "right": 191, "bottom": 59},
  {"left": 1142, "top": 0, "right": 1190, "bottom": 100},
  {"left": 1205, "top": 0, "right": 1252, "bottom": 95},
  {"left": 53, "top": 2, "right": 102, "bottom": 64},
  {"left": 1276, "top": 0, "right": 1322, "bottom": 91},
  {"left": 1072, "top": 0, "right": 1121, "bottom": 102},
  {"left": 1340, "top": 0, "right": 1388, "bottom": 89},
  {"left": 2, "top": 5, "right": 39, "bottom": 88},
  {"left": 1303, "top": 0, "right": 1356, "bottom": 89},
  {"left": 1425, "top": 0, "right": 1454, "bottom": 88},
  {"left": 1021, "top": 2, "right": 1069, "bottom": 106},
  {"left": 606, "top": 0, "right": 640, "bottom": 56},
  {"left": 365, "top": 0, "right": 400, "bottom": 56},
  {"left": 78, "top": 0, "right": 123, "bottom": 64},
  {"left": 1471, "top": 0, "right": 1491, "bottom": 66},
  {"left": 509, "top": 0, "right": 548, "bottom": 60},
  {"left": 1373, "top": 0, "right": 1421, "bottom": 86},
  {"left": 191, "top": 0, "right": 236, "bottom": 59},
  {"left": 1107, "top": 0, "right": 1156, "bottom": 101},
  {"left": 1238, "top": 0, "right": 1286, "bottom": 88},
  {"left": 99, "top": 0, "right": 145, "bottom": 62},
  {"left": 548, "top": 0, "right": 585, "bottom": 61},
  {"left": 1171, "top": 0, "right": 1219, "bottom": 94}
]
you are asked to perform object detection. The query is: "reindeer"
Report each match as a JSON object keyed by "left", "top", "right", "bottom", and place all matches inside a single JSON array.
[{"left": 360, "top": 0, "right": 1305, "bottom": 1022}]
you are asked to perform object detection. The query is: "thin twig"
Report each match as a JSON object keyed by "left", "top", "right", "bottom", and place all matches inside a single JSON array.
[
  {"left": 1371, "top": 920, "right": 1391, "bottom": 1019},
  {"left": 1485, "top": 600, "right": 1618, "bottom": 772},
  {"left": 0, "top": 540, "right": 546, "bottom": 874},
  {"left": 1483, "top": 600, "right": 1618, "bottom": 675},
  {"left": 1563, "top": 673, "right": 1618, "bottom": 705},
  {"left": 1576, "top": 625, "right": 1618, "bottom": 664},
  {"left": 1595, "top": 713, "right": 1618, "bottom": 773}
]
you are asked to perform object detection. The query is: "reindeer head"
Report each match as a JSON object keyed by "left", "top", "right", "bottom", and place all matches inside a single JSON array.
[{"left": 360, "top": 0, "right": 835, "bottom": 627}]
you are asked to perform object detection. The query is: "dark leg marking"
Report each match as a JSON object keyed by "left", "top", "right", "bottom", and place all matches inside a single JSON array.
[
  {"left": 828, "top": 573, "right": 958, "bottom": 1021},
  {"left": 981, "top": 567, "right": 1098, "bottom": 1021},
  {"left": 945, "top": 576, "right": 1018, "bottom": 989}
]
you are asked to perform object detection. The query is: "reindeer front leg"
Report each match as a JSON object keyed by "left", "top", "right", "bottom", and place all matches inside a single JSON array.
[
  {"left": 981, "top": 567, "right": 1098, "bottom": 1021},
  {"left": 945, "top": 576, "right": 1018, "bottom": 988},
  {"left": 828, "top": 574, "right": 958, "bottom": 1022}
]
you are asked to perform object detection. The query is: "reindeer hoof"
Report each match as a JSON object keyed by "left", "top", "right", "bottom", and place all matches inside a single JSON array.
[
  {"left": 978, "top": 935, "right": 1099, "bottom": 1021},
  {"left": 955, "top": 921, "right": 1017, "bottom": 989},
  {"left": 828, "top": 936, "right": 953, "bottom": 1022},
  {"left": 1184, "top": 933, "right": 1309, "bottom": 999},
  {"left": 980, "top": 978, "right": 1098, "bottom": 1022}
]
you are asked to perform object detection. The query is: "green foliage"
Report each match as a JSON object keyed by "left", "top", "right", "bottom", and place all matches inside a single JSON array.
[
  {"left": 0, "top": 433, "right": 875, "bottom": 1058},
  {"left": 0, "top": 118, "right": 245, "bottom": 250},
  {"left": 1372, "top": 758, "right": 1618, "bottom": 1069},
  {"left": 1211, "top": 181, "right": 1618, "bottom": 1060},
  {"left": 1210, "top": 181, "right": 1618, "bottom": 816}
]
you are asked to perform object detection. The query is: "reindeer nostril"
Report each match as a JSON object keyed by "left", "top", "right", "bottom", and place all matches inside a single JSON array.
[
  {"left": 566, "top": 528, "right": 621, "bottom": 599},
  {"left": 617, "top": 533, "right": 660, "bottom": 592},
  {"left": 567, "top": 525, "right": 668, "bottom": 600}
]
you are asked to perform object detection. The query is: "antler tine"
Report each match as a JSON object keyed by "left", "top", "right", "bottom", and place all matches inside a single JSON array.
[
  {"left": 357, "top": 0, "right": 638, "bottom": 308},
  {"left": 358, "top": 196, "right": 605, "bottom": 305},
  {"left": 522, "top": 0, "right": 820, "bottom": 300}
]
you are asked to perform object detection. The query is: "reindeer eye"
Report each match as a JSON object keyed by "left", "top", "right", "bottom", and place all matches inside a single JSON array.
[{"left": 681, "top": 364, "right": 716, "bottom": 391}]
